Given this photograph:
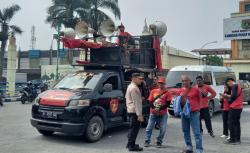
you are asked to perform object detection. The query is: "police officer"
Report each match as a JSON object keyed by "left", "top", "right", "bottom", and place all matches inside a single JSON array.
[{"left": 125, "top": 73, "right": 144, "bottom": 151}]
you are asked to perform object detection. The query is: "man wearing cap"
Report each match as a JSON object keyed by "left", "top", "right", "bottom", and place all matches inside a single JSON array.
[
  {"left": 125, "top": 73, "right": 144, "bottom": 151},
  {"left": 117, "top": 24, "right": 133, "bottom": 47},
  {"left": 118, "top": 23, "right": 132, "bottom": 37},
  {"left": 144, "top": 77, "right": 171, "bottom": 148}
]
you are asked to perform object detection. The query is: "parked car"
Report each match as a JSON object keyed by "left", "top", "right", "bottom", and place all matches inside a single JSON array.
[{"left": 237, "top": 80, "right": 250, "bottom": 105}]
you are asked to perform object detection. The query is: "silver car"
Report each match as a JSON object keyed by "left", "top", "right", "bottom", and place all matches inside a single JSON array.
[{"left": 238, "top": 80, "right": 250, "bottom": 105}]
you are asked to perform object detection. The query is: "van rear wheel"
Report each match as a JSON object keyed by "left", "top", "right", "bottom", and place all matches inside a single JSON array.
[{"left": 85, "top": 116, "right": 104, "bottom": 142}]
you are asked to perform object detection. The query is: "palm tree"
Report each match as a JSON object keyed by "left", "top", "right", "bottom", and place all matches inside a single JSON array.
[
  {"left": 0, "top": 4, "right": 23, "bottom": 80},
  {"left": 46, "top": 0, "right": 121, "bottom": 31},
  {"left": 46, "top": 0, "right": 87, "bottom": 28},
  {"left": 82, "top": 0, "right": 121, "bottom": 31}
]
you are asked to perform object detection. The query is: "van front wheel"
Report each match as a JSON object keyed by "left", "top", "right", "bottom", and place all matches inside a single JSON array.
[{"left": 85, "top": 116, "right": 104, "bottom": 142}]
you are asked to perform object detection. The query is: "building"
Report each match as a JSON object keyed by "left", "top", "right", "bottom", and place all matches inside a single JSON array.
[
  {"left": 223, "top": 0, "right": 250, "bottom": 81},
  {"left": 3, "top": 49, "right": 83, "bottom": 81},
  {"left": 161, "top": 43, "right": 200, "bottom": 71}
]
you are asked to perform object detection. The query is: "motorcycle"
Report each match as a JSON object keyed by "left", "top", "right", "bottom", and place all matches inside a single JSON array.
[
  {"left": 40, "top": 82, "right": 48, "bottom": 93},
  {"left": 20, "top": 86, "right": 38, "bottom": 104}
]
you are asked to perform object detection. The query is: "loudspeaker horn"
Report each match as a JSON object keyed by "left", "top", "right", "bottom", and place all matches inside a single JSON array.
[
  {"left": 75, "top": 21, "right": 95, "bottom": 38},
  {"left": 63, "top": 28, "right": 76, "bottom": 38},
  {"left": 99, "top": 19, "right": 116, "bottom": 36},
  {"left": 149, "top": 21, "right": 167, "bottom": 38}
]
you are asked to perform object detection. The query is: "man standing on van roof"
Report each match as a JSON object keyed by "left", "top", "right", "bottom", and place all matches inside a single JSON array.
[
  {"left": 180, "top": 75, "right": 203, "bottom": 153},
  {"left": 195, "top": 76, "right": 216, "bottom": 137},
  {"left": 125, "top": 73, "right": 144, "bottom": 152},
  {"left": 223, "top": 78, "right": 243, "bottom": 145}
]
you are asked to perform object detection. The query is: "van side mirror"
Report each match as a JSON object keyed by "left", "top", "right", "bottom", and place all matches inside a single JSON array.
[{"left": 100, "top": 83, "right": 112, "bottom": 94}]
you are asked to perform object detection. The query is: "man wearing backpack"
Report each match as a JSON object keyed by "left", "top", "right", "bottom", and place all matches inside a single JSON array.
[{"left": 144, "top": 77, "right": 171, "bottom": 148}]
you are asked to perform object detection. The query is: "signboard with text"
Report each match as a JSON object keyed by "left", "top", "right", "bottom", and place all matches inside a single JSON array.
[{"left": 224, "top": 16, "right": 250, "bottom": 40}]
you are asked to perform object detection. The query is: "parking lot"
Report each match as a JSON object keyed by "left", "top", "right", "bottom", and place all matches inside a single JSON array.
[{"left": 1, "top": 102, "right": 250, "bottom": 153}]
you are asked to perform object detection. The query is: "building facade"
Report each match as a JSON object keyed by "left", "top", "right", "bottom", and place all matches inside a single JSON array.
[
  {"left": 224, "top": 0, "right": 250, "bottom": 81},
  {"left": 161, "top": 43, "right": 200, "bottom": 71}
]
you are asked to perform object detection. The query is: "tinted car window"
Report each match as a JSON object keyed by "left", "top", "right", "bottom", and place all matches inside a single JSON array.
[
  {"left": 54, "top": 72, "right": 103, "bottom": 90},
  {"left": 166, "top": 71, "right": 202, "bottom": 88},
  {"left": 214, "top": 72, "right": 235, "bottom": 85}
]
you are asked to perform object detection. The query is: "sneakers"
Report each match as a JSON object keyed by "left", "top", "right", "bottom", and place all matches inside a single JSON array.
[
  {"left": 209, "top": 132, "right": 215, "bottom": 138},
  {"left": 144, "top": 141, "right": 150, "bottom": 147},
  {"left": 225, "top": 139, "right": 241, "bottom": 145},
  {"left": 220, "top": 135, "right": 228, "bottom": 138},
  {"left": 128, "top": 145, "right": 143, "bottom": 152},
  {"left": 156, "top": 142, "right": 162, "bottom": 148}
]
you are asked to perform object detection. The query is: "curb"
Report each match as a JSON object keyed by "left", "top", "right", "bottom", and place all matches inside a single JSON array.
[{"left": 2, "top": 97, "right": 21, "bottom": 102}]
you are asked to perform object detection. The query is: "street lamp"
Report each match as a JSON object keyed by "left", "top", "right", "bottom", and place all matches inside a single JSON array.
[{"left": 199, "top": 41, "right": 218, "bottom": 65}]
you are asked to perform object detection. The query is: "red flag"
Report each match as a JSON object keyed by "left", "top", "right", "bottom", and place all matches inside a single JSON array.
[
  {"left": 61, "top": 37, "right": 102, "bottom": 49},
  {"left": 153, "top": 37, "right": 162, "bottom": 71}
]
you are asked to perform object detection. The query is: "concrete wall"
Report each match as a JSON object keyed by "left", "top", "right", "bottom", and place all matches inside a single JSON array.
[
  {"left": 161, "top": 45, "right": 200, "bottom": 70},
  {"left": 168, "top": 55, "right": 200, "bottom": 69},
  {"left": 230, "top": 63, "right": 250, "bottom": 80}
]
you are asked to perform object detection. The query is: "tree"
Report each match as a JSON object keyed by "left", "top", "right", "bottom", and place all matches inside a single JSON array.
[
  {"left": 83, "top": 0, "right": 121, "bottom": 31},
  {"left": 0, "top": 4, "right": 23, "bottom": 80},
  {"left": 202, "top": 55, "right": 223, "bottom": 66},
  {"left": 46, "top": 0, "right": 86, "bottom": 28},
  {"left": 46, "top": 0, "right": 121, "bottom": 31}
]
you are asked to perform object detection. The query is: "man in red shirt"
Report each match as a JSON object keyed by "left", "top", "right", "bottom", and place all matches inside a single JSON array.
[
  {"left": 222, "top": 77, "right": 243, "bottom": 145},
  {"left": 144, "top": 77, "right": 171, "bottom": 148},
  {"left": 196, "top": 76, "right": 216, "bottom": 137},
  {"left": 117, "top": 24, "right": 132, "bottom": 47},
  {"left": 180, "top": 75, "right": 203, "bottom": 153}
]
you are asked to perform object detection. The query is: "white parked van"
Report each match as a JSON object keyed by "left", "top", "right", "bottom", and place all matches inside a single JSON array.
[{"left": 166, "top": 65, "right": 236, "bottom": 117}]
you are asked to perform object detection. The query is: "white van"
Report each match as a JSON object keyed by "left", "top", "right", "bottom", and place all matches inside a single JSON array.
[{"left": 166, "top": 65, "right": 236, "bottom": 117}]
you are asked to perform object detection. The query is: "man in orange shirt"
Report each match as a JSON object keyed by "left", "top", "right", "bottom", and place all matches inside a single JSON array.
[
  {"left": 144, "top": 77, "right": 171, "bottom": 148},
  {"left": 196, "top": 76, "right": 216, "bottom": 137}
]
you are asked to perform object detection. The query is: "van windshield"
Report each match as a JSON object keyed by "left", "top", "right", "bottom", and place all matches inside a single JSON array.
[
  {"left": 166, "top": 71, "right": 202, "bottom": 88},
  {"left": 54, "top": 72, "right": 103, "bottom": 90}
]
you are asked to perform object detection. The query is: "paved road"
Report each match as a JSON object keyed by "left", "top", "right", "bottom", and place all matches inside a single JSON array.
[{"left": 1, "top": 102, "right": 250, "bottom": 153}]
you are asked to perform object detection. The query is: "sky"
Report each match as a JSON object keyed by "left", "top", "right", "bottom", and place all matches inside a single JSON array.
[{"left": 1, "top": 0, "right": 240, "bottom": 52}]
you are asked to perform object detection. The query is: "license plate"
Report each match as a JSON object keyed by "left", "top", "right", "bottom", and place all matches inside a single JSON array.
[{"left": 39, "top": 110, "right": 61, "bottom": 119}]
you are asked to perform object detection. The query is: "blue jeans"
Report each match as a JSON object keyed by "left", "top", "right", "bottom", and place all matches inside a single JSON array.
[
  {"left": 145, "top": 114, "right": 168, "bottom": 144},
  {"left": 182, "top": 112, "right": 203, "bottom": 153}
]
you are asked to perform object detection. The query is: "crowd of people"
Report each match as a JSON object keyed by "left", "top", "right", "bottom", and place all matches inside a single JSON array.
[{"left": 125, "top": 73, "right": 243, "bottom": 153}]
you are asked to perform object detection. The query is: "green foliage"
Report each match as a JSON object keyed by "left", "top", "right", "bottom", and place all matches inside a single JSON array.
[
  {"left": 46, "top": 0, "right": 121, "bottom": 31},
  {"left": 0, "top": 4, "right": 22, "bottom": 79},
  {"left": 202, "top": 55, "right": 223, "bottom": 66}
]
